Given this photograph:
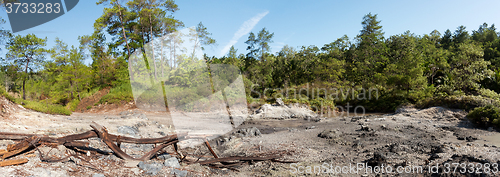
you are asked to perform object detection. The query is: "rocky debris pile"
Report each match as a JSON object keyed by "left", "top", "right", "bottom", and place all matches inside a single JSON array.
[
  {"left": 405, "top": 106, "right": 466, "bottom": 121},
  {"left": 318, "top": 129, "right": 341, "bottom": 139},
  {"left": 249, "top": 98, "right": 318, "bottom": 120},
  {"left": 216, "top": 127, "right": 262, "bottom": 146}
]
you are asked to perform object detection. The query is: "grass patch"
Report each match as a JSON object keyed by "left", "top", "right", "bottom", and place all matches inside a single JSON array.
[
  {"left": 0, "top": 86, "right": 71, "bottom": 115},
  {"left": 16, "top": 99, "right": 71, "bottom": 115},
  {"left": 99, "top": 83, "right": 134, "bottom": 105}
]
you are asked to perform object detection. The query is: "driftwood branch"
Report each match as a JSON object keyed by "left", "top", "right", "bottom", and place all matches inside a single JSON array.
[
  {"left": 0, "top": 122, "right": 184, "bottom": 164},
  {"left": 0, "top": 122, "right": 291, "bottom": 170}
]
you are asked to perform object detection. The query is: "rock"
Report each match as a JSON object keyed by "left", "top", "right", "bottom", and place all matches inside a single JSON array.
[
  {"left": 428, "top": 154, "right": 440, "bottom": 161},
  {"left": 171, "top": 169, "right": 188, "bottom": 177},
  {"left": 117, "top": 126, "right": 139, "bottom": 137},
  {"left": 360, "top": 125, "right": 372, "bottom": 131},
  {"left": 157, "top": 153, "right": 172, "bottom": 160},
  {"left": 318, "top": 129, "right": 340, "bottom": 139},
  {"left": 120, "top": 143, "right": 154, "bottom": 153},
  {"left": 366, "top": 152, "right": 387, "bottom": 167},
  {"left": 275, "top": 98, "right": 285, "bottom": 106},
  {"left": 92, "top": 174, "right": 105, "bottom": 177},
  {"left": 232, "top": 127, "right": 261, "bottom": 138},
  {"left": 124, "top": 160, "right": 141, "bottom": 167},
  {"left": 164, "top": 157, "right": 180, "bottom": 169},
  {"left": 251, "top": 101, "right": 317, "bottom": 120},
  {"left": 306, "top": 126, "right": 316, "bottom": 129},
  {"left": 488, "top": 127, "right": 495, "bottom": 132},
  {"left": 248, "top": 127, "right": 262, "bottom": 137},
  {"left": 138, "top": 161, "right": 163, "bottom": 175}
]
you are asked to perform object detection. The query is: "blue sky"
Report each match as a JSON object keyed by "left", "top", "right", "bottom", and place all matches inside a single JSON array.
[{"left": 1, "top": 0, "right": 500, "bottom": 64}]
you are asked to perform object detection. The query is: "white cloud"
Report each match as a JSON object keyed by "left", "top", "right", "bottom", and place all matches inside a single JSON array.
[{"left": 218, "top": 11, "right": 269, "bottom": 57}]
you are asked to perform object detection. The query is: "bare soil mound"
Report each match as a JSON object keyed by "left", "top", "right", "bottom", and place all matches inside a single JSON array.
[
  {"left": 75, "top": 88, "right": 110, "bottom": 113},
  {"left": 0, "top": 96, "right": 25, "bottom": 119}
]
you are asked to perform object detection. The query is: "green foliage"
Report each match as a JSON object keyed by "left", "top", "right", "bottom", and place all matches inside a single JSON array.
[
  {"left": 66, "top": 99, "right": 80, "bottom": 112},
  {"left": 478, "top": 88, "right": 500, "bottom": 100},
  {"left": 19, "top": 99, "right": 71, "bottom": 115},
  {"left": 417, "top": 95, "right": 500, "bottom": 111},
  {"left": 99, "top": 82, "right": 134, "bottom": 105},
  {"left": 467, "top": 105, "right": 500, "bottom": 128},
  {"left": 4, "top": 33, "right": 49, "bottom": 100}
]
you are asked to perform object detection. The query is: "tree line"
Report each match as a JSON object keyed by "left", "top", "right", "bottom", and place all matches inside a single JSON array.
[{"left": 0, "top": 3, "right": 500, "bottom": 115}]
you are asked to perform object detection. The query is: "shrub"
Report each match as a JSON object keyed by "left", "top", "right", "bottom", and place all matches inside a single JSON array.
[
  {"left": 467, "top": 105, "right": 500, "bottom": 128},
  {"left": 99, "top": 83, "right": 134, "bottom": 105},
  {"left": 417, "top": 94, "right": 500, "bottom": 111},
  {"left": 66, "top": 99, "right": 80, "bottom": 112},
  {"left": 478, "top": 88, "right": 500, "bottom": 100}
]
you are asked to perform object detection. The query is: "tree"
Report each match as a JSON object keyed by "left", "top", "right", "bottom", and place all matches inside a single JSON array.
[
  {"left": 5, "top": 34, "right": 48, "bottom": 99},
  {"left": 445, "top": 42, "right": 493, "bottom": 94},
  {"left": 222, "top": 45, "right": 240, "bottom": 67},
  {"left": 48, "top": 38, "right": 91, "bottom": 101},
  {"left": 385, "top": 32, "right": 426, "bottom": 96},
  {"left": 420, "top": 31, "right": 449, "bottom": 86},
  {"left": 453, "top": 25, "right": 469, "bottom": 45},
  {"left": 440, "top": 29, "right": 453, "bottom": 49},
  {"left": 0, "top": 17, "right": 11, "bottom": 53},
  {"left": 245, "top": 28, "right": 274, "bottom": 61},
  {"left": 352, "top": 13, "right": 388, "bottom": 87},
  {"left": 95, "top": 0, "right": 134, "bottom": 57}
]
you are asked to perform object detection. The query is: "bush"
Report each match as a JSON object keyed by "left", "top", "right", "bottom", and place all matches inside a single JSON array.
[
  {"left": 478, "top": 88, "right": 500, "bottom": 100},
  {"left": 467, "top": 105, "right": 500, "bottom": 128},
  {"left": 99, "top": 83, "right": 134, "bottom": 105},
  {"left": 66, "top": 99, "right": 80, "bottom": 112},
  {"left": 417, "top": 95, "right": 500, "bottom": 111}
]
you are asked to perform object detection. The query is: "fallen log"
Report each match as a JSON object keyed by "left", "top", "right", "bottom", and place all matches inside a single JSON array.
[
  {"left": 0, "top": 123, "right": 293, "bottom": 170},
  {"left": 2, "top": 136, "right": 40, "bottom": 160},
  {"left": 90, "top": 121, "right": 182, "bottom": 161},
  {"left": 0, "top": 130, "right": 182, "bottom": 145},
  {"left": 0, "top": 158, "right": 28, "bottom": 167}
]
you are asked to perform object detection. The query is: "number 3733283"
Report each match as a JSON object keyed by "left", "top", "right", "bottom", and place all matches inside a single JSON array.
[{"left": 5, "top": 3, "right": 61, "bottom": 14}]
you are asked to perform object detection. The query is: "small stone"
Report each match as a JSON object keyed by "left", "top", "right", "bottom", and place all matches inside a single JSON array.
[
  {"left": 164, "top": 157, "right": 180, "bottom": 168},
  {"left": 138, "top": 161, "right": 163, "bottom": 175},
  {"left": 171, "top": 169, "right": 188, "bottom": 177},
  {"left": 117, "top": 126, "right": 139, "bottom": 137},
  {"left": 157, "top": 153, "right": 172, "bottom": 160},
  {"left": 92, "top": 174, "right": 105, "bottom": 177}
]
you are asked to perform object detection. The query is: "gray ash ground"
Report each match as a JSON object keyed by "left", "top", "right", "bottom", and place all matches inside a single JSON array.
[{"left": 1, "top": 101, "right": 500, "bottom": 176}]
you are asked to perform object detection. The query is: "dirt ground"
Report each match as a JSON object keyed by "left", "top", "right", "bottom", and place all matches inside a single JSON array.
[{"left": 1, "top": 96, "right": 500, "bottom": 176}]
